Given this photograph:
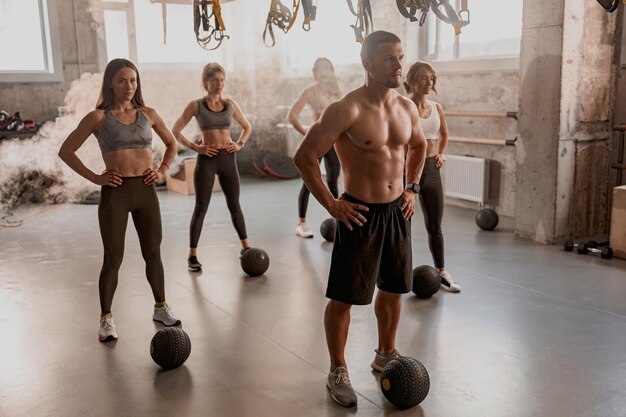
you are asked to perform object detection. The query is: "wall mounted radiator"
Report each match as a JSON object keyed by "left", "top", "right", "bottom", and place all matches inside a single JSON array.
[{"left": 442, "top": 155, "right": 490, "bottom": 204}]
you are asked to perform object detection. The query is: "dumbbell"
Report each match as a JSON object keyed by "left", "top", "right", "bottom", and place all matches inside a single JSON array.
[
  {"left": 577, "top": 244, "right": 613, "bottom": 259},
  {"left": 563, "top": 240, "right": 598, "bottom": 252}
]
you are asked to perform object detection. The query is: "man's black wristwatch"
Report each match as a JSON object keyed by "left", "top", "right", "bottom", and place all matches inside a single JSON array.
[{"left": 404, "top": 183, "right": 420, "bottom": 194}]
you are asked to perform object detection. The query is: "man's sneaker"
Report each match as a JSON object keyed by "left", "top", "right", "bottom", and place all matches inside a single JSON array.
[
  {"left": 99, "top": 315, "right": 118, "bottom": 342},
  {"left": 371, "top": 348, "right": 402, "bottom": 372},
  {"left": 153, "top": 303, "right": 181, "bottom": 326},
  {"left": 295, "top": 223, "right": 314, "bottom": 238},
  {"left": 440, "top": 271, "right": 461, "bottom": 292},
  {"left": 326, "top": 367, "right": 357, "bottom": 407},
  {"left": 188, "top": 256, "right": 202, "bottom": 272}
]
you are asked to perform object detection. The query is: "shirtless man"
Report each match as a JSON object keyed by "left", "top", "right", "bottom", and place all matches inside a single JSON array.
[{"left": 293, "top": 31, "right": 427, "bottom": 407}]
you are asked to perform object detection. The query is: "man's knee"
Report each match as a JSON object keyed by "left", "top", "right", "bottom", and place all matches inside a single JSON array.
[
  {"left": 375, "top": 289, "right": 402, "bottom": 303},
  {"left": 327, "top": 299, "right": 352, "bottom": 314}
]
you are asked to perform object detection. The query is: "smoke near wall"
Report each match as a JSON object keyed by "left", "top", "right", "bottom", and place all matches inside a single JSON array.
[{"left": 0, "top": 71, "right": 172, "bottom": 211}]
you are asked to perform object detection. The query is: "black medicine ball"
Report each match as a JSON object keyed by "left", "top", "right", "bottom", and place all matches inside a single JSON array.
[
  {"left": 241, "top": 247, "right": 270, "bottom": 277},
  {"left": 150, "top": 327, "right": 191, "bottom": 370},
  {"left": 475, "top": 208, "right": 499, "bottom": 231},
  {"left": 412, "top": 265, "right": 441, "bottom": 299},
  {"left": 380, "top": 356, "right": 430, "bottom": 409},
  {"left": 320, "top": 218, "right": 336, "bottom": 242}
]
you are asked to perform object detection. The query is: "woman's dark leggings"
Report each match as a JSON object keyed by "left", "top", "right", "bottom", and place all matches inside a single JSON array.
[
  {"left": 418, "top": 157, "right": 445, "bottom": 268},
  {"left": 299, "top": 147, "right": 340, "bottom": 218},
  {"left": 98, "top": 177, "right": 165, "bottom": 314},
  {"left": 190, "top": 151, "right": 247, "bottom": 248}
]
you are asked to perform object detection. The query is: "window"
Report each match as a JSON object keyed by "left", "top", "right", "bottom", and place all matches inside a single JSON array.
[
  {"left": 134, "top": 0, "right": 231, "bottom": 68},
  {"left": 280, "top": 3, "right": 362, "bottom": 73},
  {"left": 0, "top": 0, "right": 62, "bottom": 81},
  {"left": 423, "top": 0, "right": 522, "bottom": 71}
]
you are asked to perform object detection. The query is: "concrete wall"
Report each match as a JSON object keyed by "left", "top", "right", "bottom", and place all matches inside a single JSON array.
[{"left": 436, "top": 72, "right": 520, "bottom": 216}]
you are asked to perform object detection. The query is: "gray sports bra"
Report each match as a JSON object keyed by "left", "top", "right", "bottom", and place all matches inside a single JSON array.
[
  {"left": 195, "top": 98, "right": 233, "bottom": 130},
  {"left": 97, "top": 109, "right": 152, "bottom": 153}
]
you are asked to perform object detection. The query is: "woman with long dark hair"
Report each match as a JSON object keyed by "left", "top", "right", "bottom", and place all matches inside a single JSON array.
[
  {"left": 404, "top": 61, "right": 460, "bottom": 292},
  {"left": 288, "top": 58, "right": 343, "bottom": 238},
  {"left": 59, "top": 58, "right": 181, "bottom": 342},
  {"left": 171, "top": 63, "right": 253, "bottom": 272}
]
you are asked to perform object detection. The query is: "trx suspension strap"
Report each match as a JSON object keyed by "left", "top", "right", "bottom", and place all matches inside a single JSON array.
[
  {"left": 194, "top": 0, "right": 229, "bottom": 51},
  {"left": 346, "top": 0, "right": 373, "bottom": 43},
  {"left": 596, "top": 0, "right": 621, "bottom": 12},
  {"left": 430, "top": 0, "right": 469, "bottom": 35},
  {"left": 162, "top": 0, "right": 167, "bottom": 44},
  {"left": 263, "top": 0, "right": 301, "bottom": 47},
  {"left": 301, "top": 0, "right": 317, "bottom": 31},
  {"left": 395, "top": 0, "right": 430, "bottom": 26}
]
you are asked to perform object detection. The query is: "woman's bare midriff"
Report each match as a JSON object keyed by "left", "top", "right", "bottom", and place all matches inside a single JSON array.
[
  {"left": 200, "top": 128, "right": 233, "bottom": 148},
  {"left": 102, "top": 148, "right": 153, "bottom": 176},
  {"left": 426, "top": 139, "right": 438, "bottom": 157}
]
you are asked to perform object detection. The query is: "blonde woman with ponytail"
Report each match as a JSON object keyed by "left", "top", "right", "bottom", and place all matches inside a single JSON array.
[{"left": 404, "top": 61, "right": 460, "bottom": 293}]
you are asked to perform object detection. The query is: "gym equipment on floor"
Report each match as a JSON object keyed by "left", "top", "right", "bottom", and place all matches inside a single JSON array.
[
  {"left": 412, "top": 265, "right": 441, "bottom": 299},
  {"left": 150, "top": 327, "right": 191, "bottom": 370},
  {"left": 320, "top": 218, "right": 336, "bottom": 242},
  {"left": 262, "top": 153, "right": 300, "bottom": 179},
  {"left": 577, "top": 244, "right": 614, "bottom": 259},
  {"left": 380, "top": 356, "right": 430, "bottom": 409},
  {"left": 564, "top": 240, "right": 599, "bottom": 252},
  {"left": 241, "top": 247, "right": 270, "bottom": 276},
  {"left": 475, "top": 208, "right": 499, "bottom": 231}
]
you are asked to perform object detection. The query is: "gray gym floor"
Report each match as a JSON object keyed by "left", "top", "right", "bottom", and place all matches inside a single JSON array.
[{"left": 1, "top": 178, "right": 626, "bottom": 417}]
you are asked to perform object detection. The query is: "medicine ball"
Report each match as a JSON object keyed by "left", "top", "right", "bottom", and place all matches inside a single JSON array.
[
  {"left": 412, "top": 265, "right": 441, "bottom": 299},
  {"left": 241, "top": 247, "right": 270, "bottom": 277},
  {"left": 380, "top": 356, "right": 430, "bottom": 409},
  {"left": 320, "top": 218, "right": 336, "bottom": 242},
  {"left": 475, "top": 208, "right": 499, "bottom": 231},
  {"left": 150, "top": 327, "right": 191, "bottom": 370}
]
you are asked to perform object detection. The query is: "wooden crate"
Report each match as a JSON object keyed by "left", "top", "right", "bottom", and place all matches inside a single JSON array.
[
  {"left": 610, "top": 185, "right": 626, "bottom": 259},
  {"left": 165, "top": 158, "right": 221, "bottom": 195}
]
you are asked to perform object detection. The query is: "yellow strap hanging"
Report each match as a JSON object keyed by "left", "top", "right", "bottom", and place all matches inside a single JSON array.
[
  {"left": 213, "top": 0, "right": 227, "bottom": 32},
  {"left": 285, "top": 0, "right": 301, "bottom": 32}
]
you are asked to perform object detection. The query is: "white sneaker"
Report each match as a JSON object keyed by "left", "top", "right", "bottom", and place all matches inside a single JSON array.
[
  {"left": 153, "top": 303, "right": 181, "bottom": 326},
  {"left": 99, "top": 316, "right": 118, "bottom": 342},
  {"left": 440, "top": 271, "right": 461, "bottom": 292},
  {"left": 295, "top": 223, "right": 314, "bottom": 238}
]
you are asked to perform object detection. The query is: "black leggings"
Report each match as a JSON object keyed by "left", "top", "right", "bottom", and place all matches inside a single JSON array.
[
  {"left": 190, "top": 151, "right": 247, "bottom": 248},
  {"left": 299, "top": 147, "right": 340, "bottom": 218},
  {"left": 98, "top": 177, "right": 165, "bottom": 314},
  {"left": 418, "top": 157, "right": 445, "bottom": 268}
]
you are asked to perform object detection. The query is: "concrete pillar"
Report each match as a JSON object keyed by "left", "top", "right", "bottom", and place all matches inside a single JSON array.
[{"left": 516, "top": 0, "right": 622, "bottom": 243}]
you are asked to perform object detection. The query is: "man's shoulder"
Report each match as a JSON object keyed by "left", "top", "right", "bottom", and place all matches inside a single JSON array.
[{"left": 329, "top": 92, "right": 361, "bottom": 112}]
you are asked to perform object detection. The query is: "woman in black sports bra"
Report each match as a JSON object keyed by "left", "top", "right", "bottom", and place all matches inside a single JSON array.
[
  {"left": 58, "top": 58, "right": 180, "bottom": 343},
  {"left": 172, "top": 63, "right": 253, "bottom": 272}
]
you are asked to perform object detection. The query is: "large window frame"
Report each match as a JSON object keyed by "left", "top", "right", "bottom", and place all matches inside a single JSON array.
[
  {"left": 96, "top": 0, "right": 233, "bottom": 72},
  {"left": 420, "top": 0, "right": 522, "bottom": 74},
  {"left": 0, "top": 0, "right": 63, "bottom": 83}
]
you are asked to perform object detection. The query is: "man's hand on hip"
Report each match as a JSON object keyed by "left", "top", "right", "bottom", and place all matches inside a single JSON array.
[{"left": 328, "top": 196, "right": 369, "bottom": 231}]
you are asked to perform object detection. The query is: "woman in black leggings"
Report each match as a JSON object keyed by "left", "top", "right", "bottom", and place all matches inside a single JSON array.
[
  {"left": 288, "top": 58, "right": 342, "bottom": 238},
  {"left": 172, "top": 63, "right": 253, "bottom": 271},
  {"left": 59, "top": 58, "right": 181, "bottom": 342},
  {"left": 404, "top": 61, "right": 460, "bottom": 292}
]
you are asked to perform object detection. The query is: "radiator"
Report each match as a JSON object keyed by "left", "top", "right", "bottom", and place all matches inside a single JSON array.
[{"left": 442, "top": 155, "right": 490, "bottom": 204}]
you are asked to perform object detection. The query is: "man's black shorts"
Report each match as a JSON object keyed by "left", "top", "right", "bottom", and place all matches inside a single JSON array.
[{"left": 326, "top": 193, "right": 412, "bottom": 305}]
